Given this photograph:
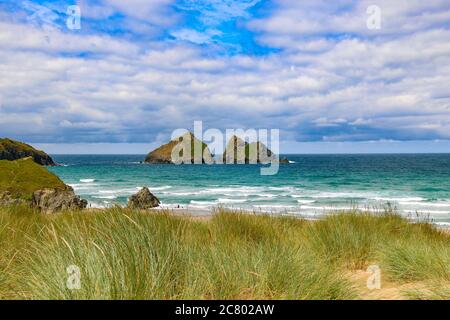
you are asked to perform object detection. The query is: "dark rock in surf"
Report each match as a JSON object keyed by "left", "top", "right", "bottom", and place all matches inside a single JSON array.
[{"left": 127, "top": 187, "right": 160, "bottom": 209}]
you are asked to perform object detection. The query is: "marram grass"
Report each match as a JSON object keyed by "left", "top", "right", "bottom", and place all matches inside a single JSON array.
[{"left": 0, "top": 206, "right": 448, "bottom": 300}]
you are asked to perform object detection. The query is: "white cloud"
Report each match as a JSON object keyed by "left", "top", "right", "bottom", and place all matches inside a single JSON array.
[
  {"left": 0, "top": 22, "right": 139, "bottom": 55},
  {"left": 0, "top": 1, "right": 449, "bottom": 145},
  {"left": 249, "top": 0, "right": 450, "bottom": 37}
]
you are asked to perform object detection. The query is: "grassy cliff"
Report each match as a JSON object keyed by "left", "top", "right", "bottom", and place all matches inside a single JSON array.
[
  {"left": 0, "top": 158, "right": 65, "bottom": 200},
  {"left": 0, "top": 138, "right": 55, "bottom": 166}
]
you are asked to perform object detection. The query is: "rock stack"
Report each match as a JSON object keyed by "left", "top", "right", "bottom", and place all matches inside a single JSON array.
[
  {"left": 222, "top": 136, "right": 278, "bottom": 164},
  {"left": 144, "top": 132, "right": 214, "bottom": 164},
  {"left": 127, "top": 187, "right": 160, "bottom": 209}
]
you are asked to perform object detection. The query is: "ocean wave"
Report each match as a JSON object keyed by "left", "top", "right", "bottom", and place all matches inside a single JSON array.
[
  {"left": 253, "top": 193, "right": 277, "bottom": 198},
  {"left": 80, "top": 179, "right": 96, "bottom": 183},
  {"left": 308, "top": 192, "right": 370, "bottom": 199},
  {"left": 201, "top": 186, "right": 265, "bottom": 194},
  {"left": 268, "top": 186, "right": 295, "bottom": 191},
  {"left": 93, "top": 195, "right": 117, "bottom": 200},
  {"left": 98, "top": 188, "right": 137, "bottom": 195},
  {"left": 435, "top": 222, "right": 450, "bottom": 228},
  {"left": 398, "top": 201, "right": 450, "bottom": 208},
  {"left": 296, "top": 200, "right": 316, "bottom": 204},
  {"left": 217, "top": 198, "right": 247, "bottom": 203},
  {"left": 372, "top": 196, "right": 424, "bottom": 202},
  {"left": 190, "top": 200, "right": 216, "bottom": 205},
  {"left": 166, "top": 187, "right": 288, "bottom": 198},
  {"left": 69, "top": 183, "right": 97, "bottom": 190},
  {"left": 250, "top": 196, "right": 283, "bottom": 202},
  {"left": 403, "top": 209, "right": 450, "bottom": 215},
  {"left": 256, "top": 204, "right": 297, "bottom": 209},
  {"left": 300, "top": 205, "right": 359, "bottom": 211},
  {"left": 164, "top": 186, "right": 298, "bottom": 198},
  {"left": 149, "top": 186, "right": 172, "bottom": 191},
  {"left": 164, "top": 191, "right": 197, "bottom": 196}
]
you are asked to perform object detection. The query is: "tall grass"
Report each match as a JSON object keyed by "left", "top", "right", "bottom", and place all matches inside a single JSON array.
[
  {"left": 0, "top": 206, "right": 448, "bottom": 300},
  {"left": 380, "top": 235, "right": 450, "bottom": 282},
  {"left": 301, "top": 210, "right": 449, "bottom": 273}
]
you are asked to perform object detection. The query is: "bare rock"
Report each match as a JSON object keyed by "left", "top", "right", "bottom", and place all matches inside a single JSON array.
[
  {"left": 127, "top": 187, "right": 160, "bottom": 209},
  {"left": 0, "top": 191, "right": 27, "bottom": 206},
  {"left": 32, "top": 187, "right": 87, "bottom": 213}
]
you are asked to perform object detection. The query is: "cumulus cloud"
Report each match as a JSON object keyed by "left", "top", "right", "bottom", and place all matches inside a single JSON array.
[
  {"left": 0, "top": 0, "right": 449, "bottom": 146},
  {"left": 249, "top": 0, "right": 450, "bottom": 38}
]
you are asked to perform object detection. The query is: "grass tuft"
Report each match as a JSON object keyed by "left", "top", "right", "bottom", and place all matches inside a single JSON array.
[{"left": 0, "top": 206, "right": 448, "bottom": 300}]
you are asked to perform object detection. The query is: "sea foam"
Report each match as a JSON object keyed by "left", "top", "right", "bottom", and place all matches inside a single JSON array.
[{"left": 80, "top": 179, "right": 96, "bottom": 183}]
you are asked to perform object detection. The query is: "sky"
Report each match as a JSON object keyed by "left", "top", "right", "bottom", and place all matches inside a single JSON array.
[{"left": 0, "top": 0, "right": 449, "bottom": 154}]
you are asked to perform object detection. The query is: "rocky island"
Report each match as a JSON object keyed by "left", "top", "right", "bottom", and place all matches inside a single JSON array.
[
  {"left": 145, "top": 133, "right": 290, "bottom": 164},
  {"left": 145, "top": 132, "right": 213, "bottom": 164},
  {"left": 0, "top": 138, "right": 56, "bottom": 166},
  {"left": 222, "top": 135, "right": 289, "bottom": 164}
]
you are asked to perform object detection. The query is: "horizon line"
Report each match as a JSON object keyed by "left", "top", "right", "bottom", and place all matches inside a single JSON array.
[{"left": 48, "top": 152, "right": 450, "bottom": 155}]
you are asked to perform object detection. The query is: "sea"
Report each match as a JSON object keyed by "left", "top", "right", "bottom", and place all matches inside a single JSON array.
[{"left": 48, "top": 154, "right": 450, "bottom": 227}]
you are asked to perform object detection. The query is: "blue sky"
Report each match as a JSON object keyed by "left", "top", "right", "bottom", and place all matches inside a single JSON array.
[{"left": 0, "top": 0, "right": 449, "bottom": 153}]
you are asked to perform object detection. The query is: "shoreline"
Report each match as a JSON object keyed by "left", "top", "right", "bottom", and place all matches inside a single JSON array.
[{"left": 83, "top": 206, "right": 450, "bottom": 231}]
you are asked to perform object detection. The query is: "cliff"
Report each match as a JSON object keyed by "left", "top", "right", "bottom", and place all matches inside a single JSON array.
[
  {"left": 0, "top": 138, "right": 56, "bottom": 166},
  {"left": 0, "top": 158, "right": 86, "bottom": 211}
]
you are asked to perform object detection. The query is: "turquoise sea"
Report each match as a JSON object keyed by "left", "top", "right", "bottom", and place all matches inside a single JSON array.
[{"left": 49, "top": 154, "right": 450, "bottom": 227}]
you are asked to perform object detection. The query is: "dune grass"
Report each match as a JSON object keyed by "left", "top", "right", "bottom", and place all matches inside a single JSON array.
[{"left": 0, "top": 206, "right": 448, "bottom": 300}]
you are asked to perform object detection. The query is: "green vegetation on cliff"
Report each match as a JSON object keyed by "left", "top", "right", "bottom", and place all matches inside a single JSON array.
[
  {"left": 0, "top": 158, "right": 65, "bottom": 200},
  {"left": 0, "top": 138, "right": 55, "bottom": 166}
]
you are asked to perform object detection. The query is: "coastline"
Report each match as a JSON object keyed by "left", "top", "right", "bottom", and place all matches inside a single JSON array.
[
  {"left": 49, "top": 154, "right": 450, "bottom": 227},
  {"left": 83, "top": 206, "right": 450, "bottom": 231},
  {"left": 87, "top": 204, "right": 450, "bottom": 230}
]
